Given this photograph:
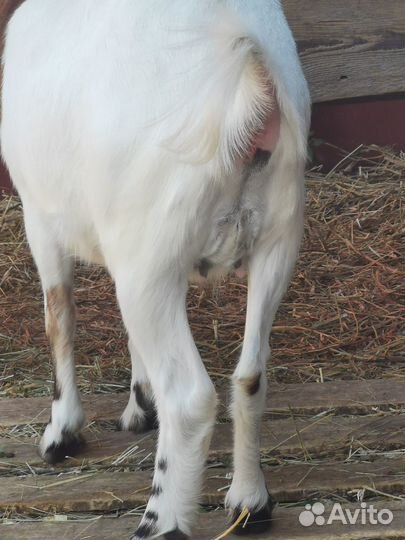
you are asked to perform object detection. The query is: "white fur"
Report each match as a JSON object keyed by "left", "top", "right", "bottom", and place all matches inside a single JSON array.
[{"left": 1, "top": 1, "right": 310, "bottom": 537}]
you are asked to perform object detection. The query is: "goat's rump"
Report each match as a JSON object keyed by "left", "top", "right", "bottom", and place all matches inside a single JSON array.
[{"left": 1, "top": 1, "right": 308, "bottom": 276}]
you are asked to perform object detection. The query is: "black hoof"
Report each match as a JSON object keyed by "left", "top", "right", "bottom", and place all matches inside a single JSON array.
[
  {"left": 120, "top": 409, "right": 158, "bottom": 434},
  {"left": 131, "top": 527, "right": 188, "bottom": 540},
  {"left": 41, "top": 432, "right": 85, "bottom": 465},
  {"left": 164, "top": 528, "right": 189, "bottom": 540},
  {"left": 230, "top": 495, "right": 274, "bottom": 535}
]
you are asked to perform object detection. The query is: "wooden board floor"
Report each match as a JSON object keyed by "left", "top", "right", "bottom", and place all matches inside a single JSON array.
[
  {"left": 2, "top": 502, "right": 405, "bottom": 540},
  {"left": 1, "top": 379, "right": 404, "bottom": 539}
]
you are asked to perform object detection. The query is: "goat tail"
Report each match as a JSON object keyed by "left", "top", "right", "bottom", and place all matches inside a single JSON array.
[{"left": 164, "top": 5, "right": 310, "bottom": 173}]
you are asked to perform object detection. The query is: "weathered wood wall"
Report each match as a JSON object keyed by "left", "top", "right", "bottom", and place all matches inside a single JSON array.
[
  {"left": 284, "top": 0, "right": 405, "bottom": 102},
  {"left": 1, "top": 0, "right": 404, "bottom": 103}
]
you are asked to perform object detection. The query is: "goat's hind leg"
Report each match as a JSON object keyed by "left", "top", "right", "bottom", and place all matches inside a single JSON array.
[
  {"left": 114, "top": 266, "right": 217, "bottom": 539},
  {"left": 226, "top": 225, "right": 302, "bottom": 534},
  {"left": 23, "top": 206, "right": 85, "bottom": 464}
]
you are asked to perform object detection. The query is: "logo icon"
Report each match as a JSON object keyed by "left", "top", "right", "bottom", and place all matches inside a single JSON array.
[
  {"left": 299, "top": 503, "right": 325, "bottom": 527},
  {"left": 298, "top": 502, "right": 394, "bottom": 527}
]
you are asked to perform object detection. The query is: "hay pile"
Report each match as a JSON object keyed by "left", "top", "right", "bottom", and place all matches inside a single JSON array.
[{"left": 0, "top": 145, "right": 404, "bottom": 398}]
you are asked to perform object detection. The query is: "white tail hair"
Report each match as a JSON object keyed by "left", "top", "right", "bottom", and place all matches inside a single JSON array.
[
  {"left": 163, "top": 5, "right": 309, "bottom": 174},
  {"left": 164, "top": 11, "right": 277, "bottom": 172}
]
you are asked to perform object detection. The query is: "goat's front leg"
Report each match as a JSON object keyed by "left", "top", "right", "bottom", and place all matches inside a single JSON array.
[
  {"left": 226, "top": 227, "right": 302, "bottom": 534},
  {"left": 115, "top": 270, "right": 217, "bottom": 539}
]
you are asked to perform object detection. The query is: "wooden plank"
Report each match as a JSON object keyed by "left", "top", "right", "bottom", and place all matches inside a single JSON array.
[
  {"left": 284, "top": 0, "right": 405, "bottom": 101},
  {"left": 1, "top": 379, "right": 404, "bottom": 427},
  {"left": 1, "top": 458, "right": 403, "bottom": 513},
  {"left": 301, "top": 49, "right": 404, "bottom": 102},
  {"left": 1, "top": 501, "right": 405, "bottom": 540},
  {"left": 1, "top": 414, "right": 404, "bottom": 468},
  {"left": 263, "top": 379, "right": 405, "bottom": 416},
  {"left": 285, "top": 0, "right": 405, "bottom": 37}
]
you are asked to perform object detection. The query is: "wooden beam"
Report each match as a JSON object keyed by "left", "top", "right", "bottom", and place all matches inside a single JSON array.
[
  {"left": 2, "top": 379, "right": 404, "bottom": 427},
  {"left": 1, "top": 458, "right": 404, "bottom": 513},
  {"left": 1, "top": 501, "right": 405, "bottom": 540}
]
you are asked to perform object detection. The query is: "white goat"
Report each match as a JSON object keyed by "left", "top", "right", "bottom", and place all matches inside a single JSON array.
[{"left": 1, "top": 1, "right": 310, "bottom": 538}]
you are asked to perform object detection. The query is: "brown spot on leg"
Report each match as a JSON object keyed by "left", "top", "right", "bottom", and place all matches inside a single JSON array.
[
  {"left": 46, "top": 285, "right": 75, "bottom": 346},
  {"left": 238, "top": 373, "right": 261, "bottom": 396},
  {"left": 45, "top": 285, "right": 76, "bottom": 399}
]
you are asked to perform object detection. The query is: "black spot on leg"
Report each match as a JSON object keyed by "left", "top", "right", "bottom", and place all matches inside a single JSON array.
[
  {"left": 151, "top": 483, "right": 162, "bottom": 496},
  {"left": 133, "top": 382, "right": 150, "bottom": 411},
  {"left": 53, "top": 379, "right": 62, "bottom": 401},
  {"left": 121, "top": 408, "right": 158, "bottom": 434},
  {"left": 131, "top": 383, "right": 159, "bottom": 432},
  {"left": 157, "top": 457, "right": 168, "bottom": 472},
  {"left": 143, "top": 408, "right": 159, "bottom": 432},
  {"left": 145, "top": 510, "right": 158, "bottom": 522}
]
